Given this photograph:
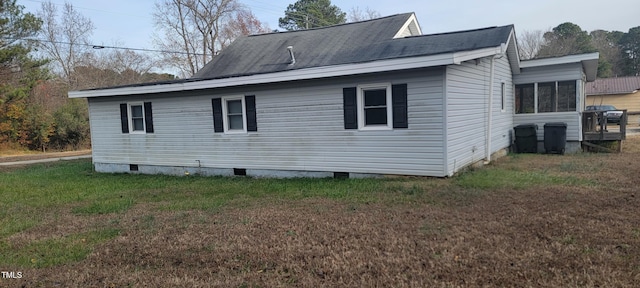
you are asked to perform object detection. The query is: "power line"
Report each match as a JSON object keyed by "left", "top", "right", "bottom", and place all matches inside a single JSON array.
[{"left": 4, "top": 37, "right": 206, "bottom": 56}]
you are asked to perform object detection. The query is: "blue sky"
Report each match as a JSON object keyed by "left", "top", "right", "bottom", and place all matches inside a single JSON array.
[{"left": 19, "top": 0, "right": 640, "bottom": 53}]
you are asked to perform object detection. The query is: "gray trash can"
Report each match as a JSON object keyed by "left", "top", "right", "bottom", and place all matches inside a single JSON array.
[
  {"left": 544, "top": 122, "right": 567, "bottom": 154},
  {"left": 514, "top": 124, "right": 538, "bottom": 153}
]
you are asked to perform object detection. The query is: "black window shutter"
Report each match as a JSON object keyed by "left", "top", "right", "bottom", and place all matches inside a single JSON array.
[
  {"left": 144, "top": 102, "right": 154, "bottom": 133},
  {"left": 343, "top": 87, "right": 357, "bottom": 129},
  {"left": 245, "top": 95, "right": 257, "bottom": 132},
  {"left": 392, "top": 84, "right": 408, "bottom": 129},
  {"left": 119, "top": 103, "right": 129, "bottom": 133},
  {"left": 212, "top": 98, "right": 223, "bottom": 133}
]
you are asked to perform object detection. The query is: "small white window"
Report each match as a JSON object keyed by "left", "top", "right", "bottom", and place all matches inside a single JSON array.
[
  {"left": 357, "top": 83, "right": 392, "bottom": 130},
  {"left": 223, "top": 96, "right": 247, "bottom": 133},
  {"left": 128, "top": 103, "right": 146, "bottom": 133}
]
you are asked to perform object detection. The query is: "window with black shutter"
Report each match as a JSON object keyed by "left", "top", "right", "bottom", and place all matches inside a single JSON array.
[
  {"left": 344, "top": 83, "right": 408, "bottom": 130},
  {"left": 343, "top": 87, "right": 357, "bottom": 129},
  {"left": 120, "top": 102, "right": 154, "bottom": 134},
  {"left": 245, "top": 95, "right": 257, "bottom": 132},
  {"left": 212, "top": 95, "right": 257, "bottom": 133},
  {"left": 120, "top": 103, "right": 129, "bottom": 133},
  {"left": 392, "top": 84, "right": 408, "bottom": 128}
]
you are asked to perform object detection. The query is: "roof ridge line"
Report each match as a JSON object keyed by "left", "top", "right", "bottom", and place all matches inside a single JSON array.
[
  {"left": 420, "top": 25, "right": 513, "bottom": 37},
  {"left": 248, "top": 12, "right": 414, "bottom": 37}
]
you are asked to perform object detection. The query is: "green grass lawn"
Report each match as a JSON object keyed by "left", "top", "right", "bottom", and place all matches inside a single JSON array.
[
  {"left": 0, "top": 159, "right": 427, "bottom": 268},
  {"left": 0, "top": 158, "right": 593, "bottom": 268},
  {"left": 0, "top": 153, "right": 637, "bottom": 287}
]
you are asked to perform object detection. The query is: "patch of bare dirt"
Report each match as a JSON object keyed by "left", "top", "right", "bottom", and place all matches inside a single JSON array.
[
  {"left": 0, "top": 150, "right": 91, "bottom": 163},
  {"left": 6, "top": 210, "right": 113, "bottom": 248}
]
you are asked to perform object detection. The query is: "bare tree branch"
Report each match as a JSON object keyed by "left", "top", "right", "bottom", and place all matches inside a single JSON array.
[
  {"left": 347, "top": 6, "right": 381, "bottom": 22},
  {"left": 517, "top": 30, "right": 545, "bottom": 60},
  {"left": 153, "top": 0, "right": 268, "bottom": 78},
  {"left": 37, "top": 1, "right": 94, "bottom": 86}
]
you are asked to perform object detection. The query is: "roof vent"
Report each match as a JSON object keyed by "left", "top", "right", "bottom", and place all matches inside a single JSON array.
[{"left": 287, "top": 46, "right": 296, "bottom": 65}]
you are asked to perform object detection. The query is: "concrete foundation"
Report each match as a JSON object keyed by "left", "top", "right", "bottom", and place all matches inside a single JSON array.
[{"left": 94, "top": 162, "right": 382, "bottom": 179}]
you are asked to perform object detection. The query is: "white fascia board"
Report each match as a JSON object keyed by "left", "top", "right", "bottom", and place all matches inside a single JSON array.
[
  {"left": 519, "top": 52, "right": 599, "bottom": 68},
  {"left": 505, "top": 29, "right": 521, "bottom": 74},
  {"left": 69, "top": 53, "right": 456, "bottom": 98},
  {"left": 452, "top": 46, "right": 502, "bottom": 64},
  {"left": 392, "top": 13, "right": 422, "bottom": 39},
  {"left": 520, "top": 52, "right": 599, "bottom": 82}
]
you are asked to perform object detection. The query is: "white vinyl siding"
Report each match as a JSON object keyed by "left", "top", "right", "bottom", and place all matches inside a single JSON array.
[
  {"left": 513, "top": 113, "right": 581, "bottom": 141},
  {"left": 513, "top": 63, "right": 583, "bottom": 85},
  {"left": 88, "top": 68, "right": 447, "bottom": 177},
  {"left": 491, "top": 56, "right": 515, "bottom": 153},
  {"left": 444, "top": 56, "right": 514, "bottom": 176}
]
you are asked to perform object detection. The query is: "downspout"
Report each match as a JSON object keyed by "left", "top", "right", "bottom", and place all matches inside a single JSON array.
[{"left": 485, "top": 44, "right": 506, "bottom": 164}]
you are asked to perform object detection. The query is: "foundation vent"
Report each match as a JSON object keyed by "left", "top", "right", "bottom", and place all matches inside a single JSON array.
[
  {"left": 233, "top": 168, "right": 247, "bottom": 176},
  {"left": 333, "top": 172, "right": 349, "bottom": 179}
]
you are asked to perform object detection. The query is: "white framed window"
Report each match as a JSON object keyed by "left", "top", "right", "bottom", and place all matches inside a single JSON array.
[
  {"left": 222, "top": 96, "right": 247, "bottom": 133},
  {"left": 128, "top": 102, "right": 146, "bottom": 133},
  {"left": 357, "top": 83, "right": 392, "bottom": 130}
]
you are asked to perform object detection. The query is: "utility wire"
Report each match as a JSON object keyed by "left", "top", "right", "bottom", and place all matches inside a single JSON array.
[{"left": 3, "top": 37, "right": 206, "bottom": 56}]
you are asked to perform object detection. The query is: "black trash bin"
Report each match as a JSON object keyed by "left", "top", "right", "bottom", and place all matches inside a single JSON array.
[
  {"left": 544, "top": 122, "right": 567, "bottom": 154},
  {"left": 514, "top": 124, "right": 538, "bottom": 153}
]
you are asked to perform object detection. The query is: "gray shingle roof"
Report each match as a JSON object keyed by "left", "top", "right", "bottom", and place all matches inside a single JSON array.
[{"left": 194, "top": 13, "right": 513, "bottom": 80}]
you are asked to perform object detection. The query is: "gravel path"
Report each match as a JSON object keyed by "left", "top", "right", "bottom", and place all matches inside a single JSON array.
[{"left": 0, "top": 150, "right": 92, "bottom": 166}]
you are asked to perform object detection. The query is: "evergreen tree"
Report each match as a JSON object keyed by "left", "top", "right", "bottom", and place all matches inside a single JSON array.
[
  {"left": 620, "top": 26, "right": 640, "bottom": 76},
  {"left": 0, "top": 0, "right": 51, "bottom": 150},
  {"left": 278, "top": 0, "right": 346, "bottom": 31},
  {"left": 537, "top": 22, "right": 596, "bottom": 58}
]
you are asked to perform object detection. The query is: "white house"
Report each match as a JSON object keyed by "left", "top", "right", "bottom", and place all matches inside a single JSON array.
[{"left": 69, "top": 13, "right": 598, "bottom": 178}]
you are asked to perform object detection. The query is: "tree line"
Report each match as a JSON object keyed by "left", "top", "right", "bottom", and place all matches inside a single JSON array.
[
  {"left": 1, "top": 0, "right": 638, "bottom": 153},
  {"left": 0, "top": 0, "right": 267, "bottom": 152},
  {"left": 518, "top": 22, "right": 640, "bottom": 77},
  {"left": 0, "top": 0, "right": 377, "bottom": 153}
]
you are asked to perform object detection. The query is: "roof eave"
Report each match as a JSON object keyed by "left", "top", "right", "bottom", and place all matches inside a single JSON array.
[
  {"left": 520, "top": 52, "right": 600, "bottom": 81},
  {"left": 69, "top": 53, "right": 460, "bottom": 98},
  {"left": 587, "top": 90, "right": 639, "bottom": 96},
  {"left": 505, "top": 28, "right": 521, "bottom": 74},
  {"left": 452, "top": 46, "right": 504, "bottom": 64}
]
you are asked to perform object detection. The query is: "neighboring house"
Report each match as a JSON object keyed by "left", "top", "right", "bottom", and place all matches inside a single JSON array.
[
  {"left": 69, "top": 13, "right": 598, "bottom": 178},
  {"left": 586, "top": 76, "right": 640, "bottom": 111}
]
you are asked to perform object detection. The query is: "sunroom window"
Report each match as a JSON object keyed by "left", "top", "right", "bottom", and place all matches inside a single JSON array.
[
  {"left": 537, "top": 82, "right": 556, "bottom": 113},
  {"left": 515, "top": 81, "right": 577, "bottom": 114},
  {"left": 557, "top": 81, "right": 577, "bottom": 112},
  {"left": 515, "top": 84, "right": 534, "bottom": 114}
]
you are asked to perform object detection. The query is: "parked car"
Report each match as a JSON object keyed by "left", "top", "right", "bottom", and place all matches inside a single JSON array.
[{"left": 585, "top": 105, "right": 624, "bottom": 124}]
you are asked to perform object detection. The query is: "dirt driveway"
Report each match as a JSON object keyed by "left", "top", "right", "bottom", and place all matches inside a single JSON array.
[{"left": 0, "top": 150, "right": 91, "bottom": 166}]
